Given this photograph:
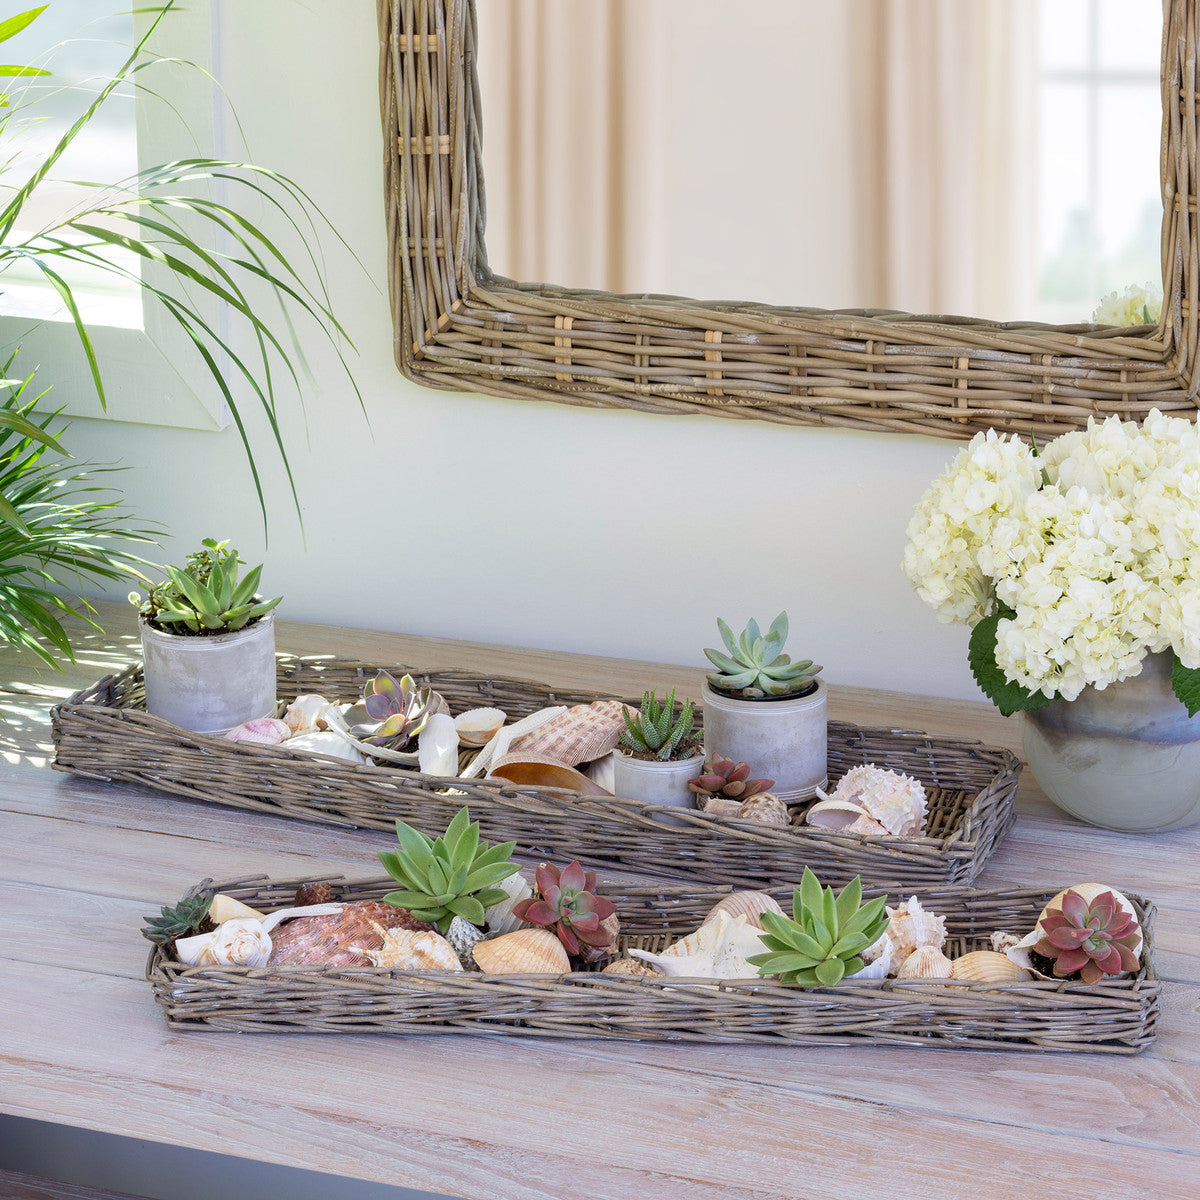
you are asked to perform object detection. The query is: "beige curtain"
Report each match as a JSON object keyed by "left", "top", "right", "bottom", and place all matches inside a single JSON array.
[
  {"left": 474, "top": 0, "right": 667, "bottom": 293},
  {"left": 852, "top": 0, "right": 1038, "bottom": 318}
]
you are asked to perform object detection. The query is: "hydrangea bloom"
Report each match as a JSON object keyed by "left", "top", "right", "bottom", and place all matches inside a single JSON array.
[
  {"left": 904, "top": 411, "right": 1200, "bottom": 700},
  {"left": 1092, "top": 283, "right": 1162, "bottom": 327}
]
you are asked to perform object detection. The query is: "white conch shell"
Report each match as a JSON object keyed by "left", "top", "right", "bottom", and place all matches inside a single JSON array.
[
  {"left": 287, "top": 730, "right": 369, "bottom": 763},
  {"left": 348, "top": 921, "right": 463, "bottom": 971},
  {"left": 895, "top": 945, "right": 954, "bottom": 979},
  {"left": 884, "top": 896, "right": 947, "bottom": 965},
  {"left": 282, "top": 694, "right": 344, "bottom": 736},
  {"left": 950, "top": 950, "right": 1031, "bottom": 983},
  {"left": 460, "top": 706, "right": 568, "bottom": 779},
  {"left": 704, "top": 891, "right": 785, "bottom": 930},
  {"left": 454, "top": 707, "right": 506, "bottom": 747},
  {"left": 629, "top": 911, "right": 765, "bottom": 979},
  {"left": 173, "top": 902, "right": 344, "bottom": 967},
  {"left": 811, "top": 764, "right": 927, "bottom": 836},
  {"left": 482, "top": 870, "right": 534, "bottom": 937},
  {"left": 418, "top": 713, "right": 460, "bottom": 777},
  {"left": 1006, "top": 883, "right": 1143, "bottom": 979},
  {"left": 857, "top": 932, "right": 895, "bottom": 977},
  {"left": 224, "top": 717, "right": 291, "bottom": 745}
]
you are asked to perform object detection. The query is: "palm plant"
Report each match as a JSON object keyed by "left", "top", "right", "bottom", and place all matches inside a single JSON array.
[{"left": 0, "top": 2, "right": 361, "bottom": 525}]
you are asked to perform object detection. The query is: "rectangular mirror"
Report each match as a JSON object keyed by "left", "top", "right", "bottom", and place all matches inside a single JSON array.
[{"left": 379, "top": 0, "right": 1198, "bottom": 440}]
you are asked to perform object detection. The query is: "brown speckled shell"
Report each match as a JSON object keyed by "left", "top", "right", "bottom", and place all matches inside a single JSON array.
[
  {"left": 736, "top": 794, "right": 789, "bottom": 826},
  {"left": 601, "top": 957, "right": 658, "bottom": 977},
  {"left": 267, "top": 901, "right": 434, "bottom": 968},
  {"left": 294, "top": 881, "right": 335, "bottom": 907}
]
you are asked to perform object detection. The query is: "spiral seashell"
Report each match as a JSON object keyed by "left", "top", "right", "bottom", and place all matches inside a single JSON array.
[
  {"left": 845, "top": 814, "right": 890, "bottom": 836},
  {"left": 482, "top": 870, "right": 535, "bottom": 937},
  {"left": 990, "top": 930, "right": 1021, "bottom": 955},
  {"left": 176, "top": 918, "right": 273, "bottom": 968},
  {"left": 895, "top": 945, "right": 954, "bottom": 979},
  {"left": 884, "top": 896, "right": 947, "bottom": 964},
  {"left": 473, "top": 927, "right": 571, "bottom": 975},
  {"left": 348, "top": 922, "right": 463, "bottom": 971},
  {"left": 224, "top": 717, "right": 291, "bottom": 745},
  {"left": 950, "top": 951, "right": 1032, "bottom": 983},
  {"left": 629, "top": 911, "right": 766, "bottom": 979},
  {"left": 602, "top": 957, "right": 658, "bottom": 977},
  {"left": 806, "top": 797, "right": 872, "bottom": 830},
  {"left": 454, "top": 707, "right": 506, "bottom": 746},
  {"left": 735, "top": 794, "right": 790, "bottom": 826},
  {"left": 704, "top": 891, "right": 785, "bottom": 930}
]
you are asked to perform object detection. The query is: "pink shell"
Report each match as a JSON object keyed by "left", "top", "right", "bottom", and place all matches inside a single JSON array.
[{"left": 224, "top": 717, "right": 290, "bottom": 744}]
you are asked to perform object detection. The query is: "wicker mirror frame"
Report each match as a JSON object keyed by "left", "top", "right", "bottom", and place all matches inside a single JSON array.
[{"left": 379, "top": 0, "right": 1199, "bottom": 440}]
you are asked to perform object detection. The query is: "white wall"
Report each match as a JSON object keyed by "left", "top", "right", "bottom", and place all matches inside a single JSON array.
[{"left": 67, "top": 0, "right": 980, "bottom": 704}]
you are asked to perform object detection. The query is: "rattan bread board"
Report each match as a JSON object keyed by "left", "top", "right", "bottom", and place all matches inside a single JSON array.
[
  {"left": 54, "top": 658, "right": 1021, "bottom": 891},
  {"left": 146, "top": 876, "right": 1160, "bottom": 1053}
]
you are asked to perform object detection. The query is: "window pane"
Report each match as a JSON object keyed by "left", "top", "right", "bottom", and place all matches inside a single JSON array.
[
  {"left": 1040, "top": 0, "right": 1089, "bottom": 72},
  {"left": 1098, "top": 0, "right": 1161, "bottom": 74}
]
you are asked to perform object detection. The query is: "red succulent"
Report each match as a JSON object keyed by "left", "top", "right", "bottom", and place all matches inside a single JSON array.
[
  {"left": 1034, "top": 888, "right": 1141, "bottom": 984},
  {"left": 512, "top": 860, "right": 618, "bottom": 958},
  {"left": 689, "top": 754, "right": 774, "bottom": 800}
]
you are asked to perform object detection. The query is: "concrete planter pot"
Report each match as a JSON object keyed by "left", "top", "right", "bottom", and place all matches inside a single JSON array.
[
  {"left": 701, "top": 680, "right": 828, "bottom": 803},
  {"left": 140, "top": 613, "right": 277, "bottom": 735},
  {"left": 611, "top": 749, "right": 705, "bottom": 809}
]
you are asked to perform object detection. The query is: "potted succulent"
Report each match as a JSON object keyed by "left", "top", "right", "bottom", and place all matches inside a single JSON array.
[
  {"left": 129, "top": 539, "right": 282, "bottom": 734},
  {"left": 701, "top": 612, "right": 828, "bottom": 802},
  {"left": 611, "top": 688, "right": 705, "bottom": 807}
]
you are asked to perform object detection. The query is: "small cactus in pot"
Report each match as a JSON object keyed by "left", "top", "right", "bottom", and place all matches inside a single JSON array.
[{"left": 619, "top": 688, "right": 701, "bottom": 762}]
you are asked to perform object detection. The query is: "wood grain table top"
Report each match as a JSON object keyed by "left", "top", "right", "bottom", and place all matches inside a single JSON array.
[{"left": 2, "top": 601, "right": 1197, "bottom": 1200}]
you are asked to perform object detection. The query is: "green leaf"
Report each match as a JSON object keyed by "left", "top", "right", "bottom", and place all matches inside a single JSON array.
[
  {"left": 717, "top": 617, "right": 740, "bottom": 659},
  {"left": 813, "top": 958, "right": 846, "bottom": 986},
  {"left": 382, "top": 889, "right": 436, "bottom": 911},
  {"left": 0, "top": 7, "right": 48, "bottom": 46},
  {"left": 442, "top": 806, "right": 472, "bottom": 861},
  {"left": 446, "top": 895, "right": 485, "bottom": 925},
  {"left": 968, "top": 609, "right": 1054, "bottom": 717},
  {"left": 834, "top": 877, "right": 863, "bottom": 927},
  {"left": 748, "top": 951, "right": 820, "bottom": 976},
  {"left": 1171, "top": 651, "right": 1200, "bottom": 717},
  {"left": 798, "top": 869, "right": 822, "bottom": 919}
]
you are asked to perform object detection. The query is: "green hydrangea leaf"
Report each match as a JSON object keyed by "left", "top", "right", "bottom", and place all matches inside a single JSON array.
[
  {"left": 1170, "top": 652, "right": 1200, "bottom": 717},
  {"left": 968, "top": 609, "right": 1053, "bottom": 718}
]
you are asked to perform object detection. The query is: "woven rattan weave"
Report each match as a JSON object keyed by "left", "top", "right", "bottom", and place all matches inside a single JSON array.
[
  {"left": 146, "top": 875, "right": 1160, "bottom": 1053},
  {"left": 379, "top": 0, "right": 1199, "bottom": 438},
  {"left": 53, "top": 658, "right": 1019, "bottom": 891}
]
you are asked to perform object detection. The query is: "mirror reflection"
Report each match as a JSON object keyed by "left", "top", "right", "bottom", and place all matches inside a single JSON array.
[{"left": 476, "top": 0, "right": 1162, "bottom": 325}]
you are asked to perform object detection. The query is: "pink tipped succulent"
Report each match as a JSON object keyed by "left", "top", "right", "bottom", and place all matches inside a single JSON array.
[
  {"left": 1034, "top": 888, "right": 1141, "bottom": 984},
  {"left": 689, "top": 754, "right": 774, "bottom": 801},
  {"left": 512, "top": 860, "right": 618, "bottom": 958}
]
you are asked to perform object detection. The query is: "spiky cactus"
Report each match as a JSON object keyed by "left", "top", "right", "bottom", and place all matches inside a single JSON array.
[
  {"left": 512, "top": 860, "right": 618, "bottom": 960},
  {"left": 748, "top": 868, "right": 887, "bottom": 987},
  {"left": 704, "top": 612, "right": 822, "bottom": 698},
  {"left": 1034, "top": 888, "right": 1141, "bottom": 984},
  {"left": 689, "top": 754, "right": 774, "bottom": 801},
  {"left": 619, "top": 688, "right": 699, "bottom": 761},
  {"left": 351, "top": 670, "right": 434, "bottom": 752}
]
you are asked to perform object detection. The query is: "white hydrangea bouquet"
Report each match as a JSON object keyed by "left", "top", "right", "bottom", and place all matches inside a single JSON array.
[{"left": 903, "top": 409, "right": 1200, "bottom": 717}]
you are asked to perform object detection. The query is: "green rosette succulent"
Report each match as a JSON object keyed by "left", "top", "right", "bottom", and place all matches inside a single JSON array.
[
  {"left": 619, "top": 687, "right": 699, "bottom": 761},
  {"left": 704, "top": 611, "right": 822, "bottom": 698}
]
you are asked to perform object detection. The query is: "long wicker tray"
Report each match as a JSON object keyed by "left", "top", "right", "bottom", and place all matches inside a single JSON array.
[
  {"left": 146, "top": 875, "right": 1160, "bottom": 1053},
  {"left": 54, "top": 658, "right": 1021, "bottom": 891}
]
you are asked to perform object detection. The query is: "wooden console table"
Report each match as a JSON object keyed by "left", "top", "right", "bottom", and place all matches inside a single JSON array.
[{"left": 2, "top": 602, "right": 1197, "bottom": 1200}]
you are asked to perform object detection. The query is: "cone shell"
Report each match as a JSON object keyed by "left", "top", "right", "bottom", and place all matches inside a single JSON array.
[
  {"left": 602, "top": 957, "right": 658, "bottom": 977},
  {"left": 895, "top": 946, "right": 954, "bottom": 979},
  {"left": 736, "top": 794, "right": 790, "bottom": 826},
  {"left": 208, "top": 894, "right": 264, "bottom": 924},
  {"left": 950, "top": 950, "right": 1032, "bottom": 983},
  {"left": 507, "top": 700, "right": 633, "bottom": 766},
  {"left": 473, "top": 927, "right": 571, "bottom": 975},
  {"left": 704, "top": 891, "right": 785, "bottom": 930},
  {"left": 349, "top": 922, "right": 463, "bottom": 972},
  {"left": 454, "top": 707, "right": 506, "bottom": 746},
  {"left": 884, "top": 896, "right": 947, "bottom": 964}
]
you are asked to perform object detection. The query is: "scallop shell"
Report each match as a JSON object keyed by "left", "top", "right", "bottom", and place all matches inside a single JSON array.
[
  {"left": 474, "top": 927, "right": 571, "bottom": 975},
  {"left": 349, "top": 921, "right": 463, "bottom": 971},
  {"left": 704, "top": 891, "right": 785, "bottom": 930},
  {"left": 602, "top": 957, "right": 658, "bottom": 977},
  {"left": 735, "top": 794, "right": 790, "bottom": 826},
  {"left": 282, "top": 694, "right": 343, "bottom": 736},
  {"left": 629, "top": 910, "right": 765, "bottom": 979},
  {"left": 950, "top": 950, "right": 1032, "bottom": 983},
  {"left": 224, "top": 717, "right": 291, "bottom": 745},
  {"left": 507, "top": 700, "right": 634, "bottom": 766},
  {"left": 884, "top": 896, "right": 947, "bottom": 964},
  {"left": 895, "top": 945, "right": 954, "bottom": 979},
  {"left": 267, "top": 901, "right": 435, "bottom": 968},
  {"left": 482, "top": 870, "right": 535, "bottom": 937},
  {"left": 454, "top": 707, "right": 506, "bottom": 746},
  {"left": 821, "top": 764, "right": 927, "bottom": 836}
]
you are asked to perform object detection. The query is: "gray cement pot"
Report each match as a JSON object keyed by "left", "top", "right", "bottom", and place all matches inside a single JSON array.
[
  {"left": 611, "top": 748, "right": 705, "bottom": 808},
  {"left": 1022, "top": 651, "right": 1200, "bottom": 832},
  {"left": 701, "top": 680, "right": 828, "bottom": 803},
  {"left": 140, "top": 613, "right": 277, "bottom": 734}
]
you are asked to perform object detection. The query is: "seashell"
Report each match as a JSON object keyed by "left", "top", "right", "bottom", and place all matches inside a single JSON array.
[
  {"left": 507, "top": 700, "right": 635, "bottom": 767},
  {"left": 884, "top": 896, "right": 947, "bottom": 964},
  {"left": 445, "top": 915, "right": 486, "bottom": 966},
  {"left": 460, "top": 706, "right": 568, "bottom": 779},
  {"left": 806, "top": 797, "right": 874, "bottom": 830},
  {"left": 417, "top": 713, "right": 460, "bottom": 777},
  {"left": 454, "top": 707, "right": 506, "bottom": 746},
  {"left": 699, "top": 796, "right": 743, "bottom": 818},
  {"left": 602, "top": 957, "right": 658, "bottom": 977},
  {"left": 735, "top": 794, "right": 790, "bottom": 826},
  {"left": 951, "top": 950, "right": 1032, "bottom": 983},
  {"left": 845, "top": 814, "right": 890, "bottom": 836},
  {"left": 583, "top": 752, "right": 616, "bottom": 793},
  {"left": 482, "top": 870, "right": 535, "bottom": 937},
  {"left": 473, "top": 927, "right": 571, "bottom": 975},
  {"left": 294, "top": 880, "right": 336, "bottom": 907},
  {"left": 287, "top": 730, "right": 369, "bottom": 764},
  {"left": 990, "top": 930, "right": 1021, "bottom": 955},
  {"left": 895, "top": 945, "right": 954, "bottom": 979},
  {"left": 489, "top": 753, "right": 613, "bottom": 796},
  {"left": 859, "top": 931, "right": 895, "bottom": 977},
  {"left": 224, "top": 717, "right": 290, "bottom": 745},
  {"left": 819, "top": 764, "right": 927, "bottom": 836},
  {"left": 629, "top": 911, "right": 766, "bottom": 979},
  {"left": 175, "top": 903, "right": 345, "bottom": 967},
  {"left": 208, "top": 894, "right": 264, "bottom": 924},
  {"left": 704, "top": 891, "right": 785, "bottom": 930},
  {"left": 349, "top": 921, "right": 463, "bottom": 971},
  {"left": 268, "top": 901, "right": 435, "bottom": 968},
  {"left": 282, "top": 694, "right": 343, "bottom": 736}
]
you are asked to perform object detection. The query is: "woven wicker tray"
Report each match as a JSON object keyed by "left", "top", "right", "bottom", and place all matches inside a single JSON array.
[
  {"left": 54, "top": 658, "right": 1020, "bottom": 891},
  {"left": 146, "top": 875, "right": 1160, "bottom": 1053}
]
